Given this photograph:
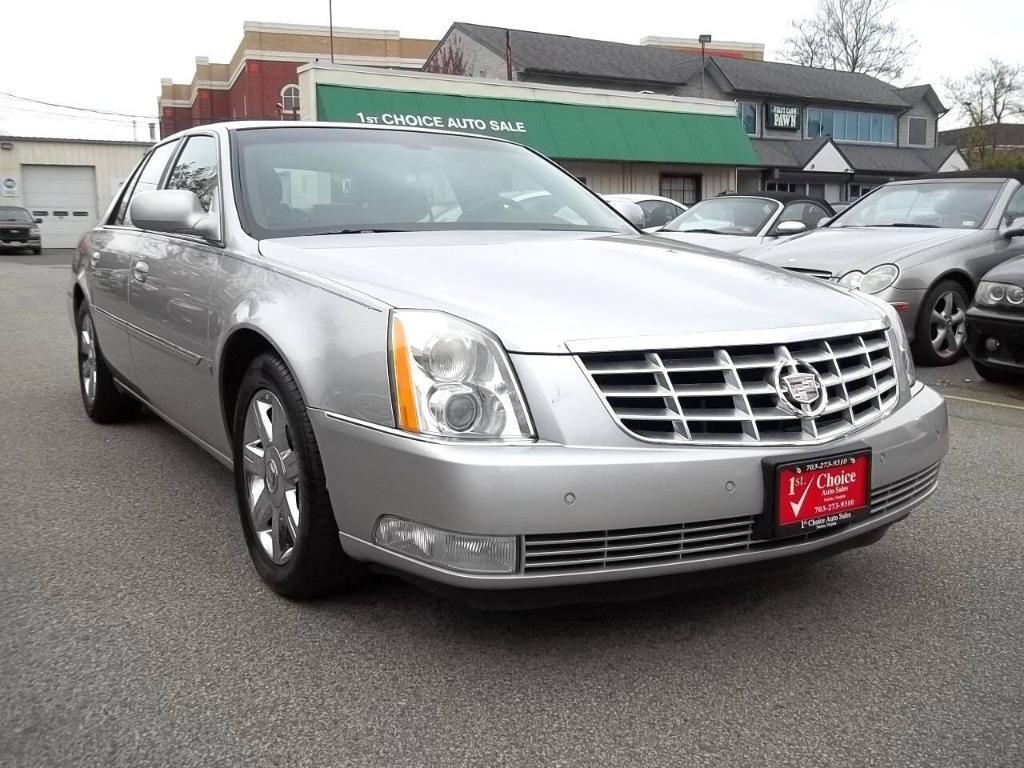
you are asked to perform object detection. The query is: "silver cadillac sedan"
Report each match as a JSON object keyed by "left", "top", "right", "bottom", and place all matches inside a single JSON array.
[{"left": 69, "top": 122, "right": 948, "bottom": 604}]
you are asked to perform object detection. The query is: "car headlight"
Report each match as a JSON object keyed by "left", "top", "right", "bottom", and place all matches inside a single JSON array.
[
  {"left": 976, "top": 281, "right": 1024, "bottom": 308},
  {"left": 30, "top": 227, "right": 40, "bottom": 235},
  {"left": 838, "top": 264, "right": 899, "bottom": 294},
  {"left": 389, "top": 310, "right": 535, "bottom": 440}
]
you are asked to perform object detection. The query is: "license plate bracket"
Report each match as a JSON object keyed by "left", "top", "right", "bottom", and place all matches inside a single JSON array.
[{"left": 757, "top": 447, "right": 872, "bottom": 540}]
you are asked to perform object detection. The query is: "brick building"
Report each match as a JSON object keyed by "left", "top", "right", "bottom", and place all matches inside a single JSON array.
[{"left": 158, "top": 21, "right": 437, "bottom": 137}]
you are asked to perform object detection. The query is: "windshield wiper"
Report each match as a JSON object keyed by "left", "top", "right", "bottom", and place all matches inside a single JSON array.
[
  {"left": 873, "top": 223, "right": 941, "bottom": 228},
  {"left": 304, "top": 228, "right": 408, "bottom": 236},
  {"left": 671, "top": 228, "right": 726, "bottom": 235}
]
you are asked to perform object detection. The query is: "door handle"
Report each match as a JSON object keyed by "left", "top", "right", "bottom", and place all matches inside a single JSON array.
[
  {"left": 90, "top": 251, "right": 101, "bottom": 267},
  {"left": 132, "top": 261, "right": 149, "bottom": 283}
]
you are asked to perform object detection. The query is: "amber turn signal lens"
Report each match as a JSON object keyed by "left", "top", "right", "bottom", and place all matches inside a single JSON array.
[{"left": 390, "top": 315, "right": 420, "bottom": 431}]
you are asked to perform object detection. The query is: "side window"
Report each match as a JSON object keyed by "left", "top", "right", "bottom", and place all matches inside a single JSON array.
[
  {"left": 1005, "top": 187, "right": 1024, "bottom": 223},
  {"left": 115, "top": 140, "right": 180, "bottom": 225},
  {"left": 639, "top": 201, "right": 678, "bottom": 229},
  {"left": 778, "top": 202, "right": 810, "bottom": 224},
  {"left": 165, "top": 135, "right": 219, "bottom": 214},
  {"left": 801, "top": 203, "right": 829, "bottom": 228}
]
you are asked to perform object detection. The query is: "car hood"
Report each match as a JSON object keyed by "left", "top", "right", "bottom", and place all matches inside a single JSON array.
[
  {"left": 653, "top": 231, "right": 757, "bottom": 254},
  {"left": 980, "top": 253, "right": 1024, "bottom": 284},
  {"left": 751, "top": 226, "right": 977, "bottom": 274},
  {"left": 258, "top": 230, "right": 886, "bottom": 353}
]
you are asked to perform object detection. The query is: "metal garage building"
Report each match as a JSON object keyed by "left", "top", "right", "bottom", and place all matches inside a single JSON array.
[{"left": 0, "top": 136, "right": 151, "bottom": 248}]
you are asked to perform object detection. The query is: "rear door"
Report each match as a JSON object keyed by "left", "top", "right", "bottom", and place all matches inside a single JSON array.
[
  {"left": 85, "top": 140, "right": 180, "bottom": 379},
  {"left": 122, "top": 133, "right": 224, "bottom": 446}
]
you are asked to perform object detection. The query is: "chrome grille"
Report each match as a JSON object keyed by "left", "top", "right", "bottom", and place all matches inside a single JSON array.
[
  {"left": 579, "top": 329, "right": 899, "bottom": 445},
  {"left": 521, "top": 463, "right": 940, "bottom": 574}
]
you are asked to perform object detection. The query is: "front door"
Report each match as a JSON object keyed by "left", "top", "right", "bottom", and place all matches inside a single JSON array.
[{"left": 123, "top": 134, "right": 224, "bottom": 450}]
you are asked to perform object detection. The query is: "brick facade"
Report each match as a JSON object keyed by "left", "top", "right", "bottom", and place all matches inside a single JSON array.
[{"left": 159, "top": 22, "right": 436, "bottom": 137}]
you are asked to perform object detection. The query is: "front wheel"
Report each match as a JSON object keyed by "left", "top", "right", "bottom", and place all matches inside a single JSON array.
[
  {"left": 232, "top": 353, "right": 364, "bottom": 598},
  {"left": 913, "top": 280, "right": 969, "bottom": 366}
]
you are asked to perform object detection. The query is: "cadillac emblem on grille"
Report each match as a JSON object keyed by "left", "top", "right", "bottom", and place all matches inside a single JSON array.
[{"left": 773, "top": 359, "right": 828, "bottom": 417}]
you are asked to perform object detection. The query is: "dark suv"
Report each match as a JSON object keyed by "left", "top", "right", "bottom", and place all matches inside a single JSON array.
[{"left": 0, "top": 206, "right": 42, "bottom": 254}]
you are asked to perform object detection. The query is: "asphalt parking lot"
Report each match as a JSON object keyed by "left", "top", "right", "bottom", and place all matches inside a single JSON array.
[{"left": 2, "top": 249, "right": 1022, "bottom": 768}]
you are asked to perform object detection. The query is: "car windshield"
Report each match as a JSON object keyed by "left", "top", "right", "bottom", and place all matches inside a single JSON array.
[
  {"left": 661, "top": 197, "right": 781, "bottom": 236},
  {"left": 0, "top": 207, "right": 32, "bottom": 223},
  {"left": 830, "top": 181, "right": 1004, "bottom": 230},
  {"left": 233, "top": 127, "right": 633, "bottom": 238}
]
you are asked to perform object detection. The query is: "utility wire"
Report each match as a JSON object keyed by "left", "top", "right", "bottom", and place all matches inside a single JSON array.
[{"left": 0, "top": 91, "right": 158, "bottom": 120}]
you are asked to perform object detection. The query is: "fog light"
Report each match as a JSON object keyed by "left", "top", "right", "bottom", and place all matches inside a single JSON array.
[
  {"left": 985, "top": 337, "right": 1001, "bottom": 353},
  {"left": 372, "top": 516, "right": 517, "bottom": 574}
]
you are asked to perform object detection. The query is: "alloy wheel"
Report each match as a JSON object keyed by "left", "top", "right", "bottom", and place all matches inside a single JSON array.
[
  {"left": 78, "top": 314, "right": 98, "bottom": 407},
  {"left": 929, "top": 290, "right": 966, "bottom": 359},
  {"left": 241, "top": 389, "right": 301, "bottom": 565}
]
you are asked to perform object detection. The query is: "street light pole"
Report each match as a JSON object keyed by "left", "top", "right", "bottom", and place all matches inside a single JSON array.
[{"left": 699, "top": 34, "right": 712, "bottom": 99}]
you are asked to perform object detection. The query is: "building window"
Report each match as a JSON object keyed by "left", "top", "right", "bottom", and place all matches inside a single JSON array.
[
  {"left": 280, "top": 84, "right": 300, "bottom": 114},
  {"left": 847, "top": 183, "right": 876, "bottom": 201},
  {"left": 660, "top": 175, "right": 701, "bottom": 206},
  {"left": 806, "top": 107, "right": 896, "bottom": 145},
  {"left": 908, "top": 117, "right": 928, "bottom": 146},
  {"left": 738, "top": 102, "right": 758, "bottom": 135}
]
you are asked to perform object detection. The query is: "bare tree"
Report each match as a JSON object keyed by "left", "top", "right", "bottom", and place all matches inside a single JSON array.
[
  {"left": 783, "top": 0, "right": 917, "bottom": 81},
  {"left": 944, "top": 59, "right": 1024, "bottom": 162},
  {"left": 424, "top": 37, "right": 470, "bottom": 77}
]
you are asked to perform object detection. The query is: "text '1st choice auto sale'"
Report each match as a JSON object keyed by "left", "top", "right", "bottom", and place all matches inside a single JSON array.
[{"left": 354, "top": 112, "right": 527, "bottom": 133}]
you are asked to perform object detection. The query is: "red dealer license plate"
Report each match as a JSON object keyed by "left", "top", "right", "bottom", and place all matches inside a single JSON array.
[{"left": 773, "top": 451, "right": 871, "bottom": 538}]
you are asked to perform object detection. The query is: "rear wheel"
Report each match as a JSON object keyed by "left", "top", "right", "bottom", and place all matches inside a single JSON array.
[
  {"left": 232, "top": 353, "right": 364, "bottom": 598},
  {"left": 75, "top": 302, "right": 141, "bottom": 423},
  {"left": 913, "top": 280, "right": 969, "bottom": 366}
]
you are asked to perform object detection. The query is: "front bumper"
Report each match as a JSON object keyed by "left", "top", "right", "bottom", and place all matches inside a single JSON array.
[
  {"left": 0, "top": 234, "right": 40, "bottom": 248},
  {"left": 876, "top": 287, "right": 925, "bottom": 340},
  {"left": 965, "top": 306, "right": 1024, "bottom": 373},
  {"left": 310, "top": 383, "right": 947, "bottom": 593}
]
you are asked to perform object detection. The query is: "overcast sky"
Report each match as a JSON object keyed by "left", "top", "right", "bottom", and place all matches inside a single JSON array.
[{"left": 1, "top": 0, "right": 1019, "bottom": 140}]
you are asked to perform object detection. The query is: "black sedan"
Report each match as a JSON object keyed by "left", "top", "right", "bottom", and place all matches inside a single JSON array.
[{"left": 966, "top": 255, "right": 1024, "bottom": 382}]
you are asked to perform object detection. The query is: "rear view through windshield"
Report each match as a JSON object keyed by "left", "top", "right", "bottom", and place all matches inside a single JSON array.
[{"left": 232, "top": 127, "right": 633, "bottom": 239}]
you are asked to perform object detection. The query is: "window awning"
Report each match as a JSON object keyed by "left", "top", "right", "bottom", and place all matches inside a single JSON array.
[{"left": 315, "top": 84, "right": 758, "bottom": 166}]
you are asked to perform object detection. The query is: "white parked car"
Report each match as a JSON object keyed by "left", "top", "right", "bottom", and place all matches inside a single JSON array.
[
  {"left": 654, "top": 192, "right": 834, "bottom": 254},
  {"left": 603, "top": 194, "right": 688, "bottom": 233}
]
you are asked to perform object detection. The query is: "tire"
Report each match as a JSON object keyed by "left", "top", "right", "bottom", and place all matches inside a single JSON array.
[
  {"left": 972, "top": 359, "right": 1022, "bottom": 384},
  {"left": 232, "top": 353, "right": 364, "bottom": 598},
  {"left": 31, "top": 247, "right": 41, "bottom": 255},
  {"left": 912, "top": 279, "right": 969, "bottom": 366},
  {"left": 75, "top": 302, "right": 141, "bottom": 423}
]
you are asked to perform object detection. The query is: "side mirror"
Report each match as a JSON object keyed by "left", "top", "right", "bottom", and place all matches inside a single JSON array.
[
  {"left": 607, "top": 199, "right": 646, "bottom": 230},
  {"left": 34, "top": 218, "right": 43, "bottom": 224},
  {"left": 816, "top": 216, "right": 832, "bottom": 228},
  {"left": 1003, "top": 216, "right": 1024, "bottom": 239},
  {"left": 775, "top": 220, "right": 808, "bottom": 236},
  {"left": 129, "top": 190, "right": 219, "bottom": 241}
]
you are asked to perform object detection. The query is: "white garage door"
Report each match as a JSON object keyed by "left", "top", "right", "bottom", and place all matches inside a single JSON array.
[{"left": 22, "top": 165, "right": 98, "bottom": 248}]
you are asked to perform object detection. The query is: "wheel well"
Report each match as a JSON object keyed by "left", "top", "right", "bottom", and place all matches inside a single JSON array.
[
  {"left": 219, "top": 329, "right": 276, "bottom": 439},
  {"left": 73, "top": 284, "right": 84, "bottom": 314},
  {"left": 935, "top": 270, "right": 975, "bottom": 298}
]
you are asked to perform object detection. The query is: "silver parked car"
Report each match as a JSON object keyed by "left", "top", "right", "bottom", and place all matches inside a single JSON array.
[
  {"left": 654, "top": 192, "right": 835, "bottom": 254},
  {"left": 70, "top": 123, "right": 948, "bottom": 604},
  {"left": 751, "top": 173, "right": 1024, "bottom": 365}
]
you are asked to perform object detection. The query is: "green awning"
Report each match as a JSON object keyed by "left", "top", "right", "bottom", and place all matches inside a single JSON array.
[{"left": 316, "top": 84, "right": 758, "bottom": 166}]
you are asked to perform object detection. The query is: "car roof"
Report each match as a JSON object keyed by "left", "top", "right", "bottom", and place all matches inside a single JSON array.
[
  {"left": 604, "top": 194, "right": 685, "bottom": 205},
  {"left": 906, "top": 170, "right": 1024, "bottom": 183}
]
